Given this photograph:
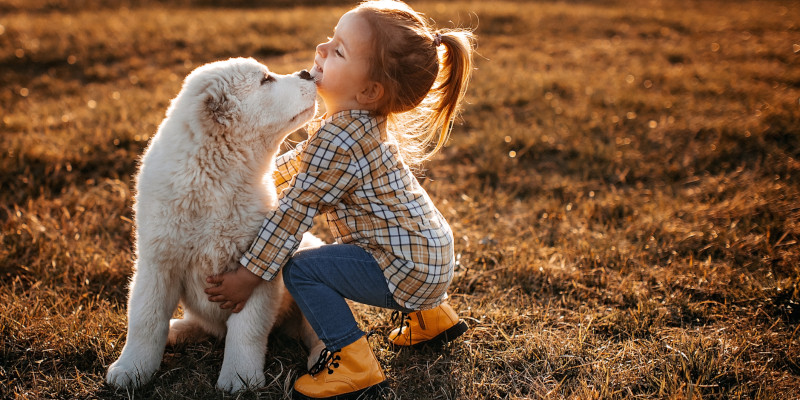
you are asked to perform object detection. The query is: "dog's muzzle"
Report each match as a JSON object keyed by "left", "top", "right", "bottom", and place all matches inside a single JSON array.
[{"left": 298, "top": 70, "right": 313, "bottom": 81}]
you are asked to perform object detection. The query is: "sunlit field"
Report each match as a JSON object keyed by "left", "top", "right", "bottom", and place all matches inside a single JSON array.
[{"left": 2, "top": 0, "right": 799, "bottom": 398}]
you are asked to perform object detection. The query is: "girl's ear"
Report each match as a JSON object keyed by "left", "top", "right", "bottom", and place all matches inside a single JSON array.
[{"left": 356, "top": 81, "right": 384, "bottom": 106}]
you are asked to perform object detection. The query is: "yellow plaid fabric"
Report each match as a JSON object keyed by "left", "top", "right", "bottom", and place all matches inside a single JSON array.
[{"left": 240, "top": 110, "right": 455, "bottom": 310}]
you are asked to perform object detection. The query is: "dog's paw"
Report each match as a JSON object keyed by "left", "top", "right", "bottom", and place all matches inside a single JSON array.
[
  {"left": 216, "top": 368, "right": 266, "bottom": 393},
  {"left": 106, "top": 358, "right": 150, "bottom": 389}
]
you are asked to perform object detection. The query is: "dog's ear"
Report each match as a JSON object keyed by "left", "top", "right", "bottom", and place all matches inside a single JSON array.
[{"left": 203, "top": 79, "right": 237, "bottom": 128}]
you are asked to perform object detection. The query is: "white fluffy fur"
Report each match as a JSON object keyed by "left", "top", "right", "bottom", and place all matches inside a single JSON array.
[{"left": 106, "top": 57, "right": 323, "bottom": 392}]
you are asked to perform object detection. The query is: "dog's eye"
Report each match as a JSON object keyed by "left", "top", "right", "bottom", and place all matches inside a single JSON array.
[{"left": 261, "top": 75, "right": 276, "bottom": 85}]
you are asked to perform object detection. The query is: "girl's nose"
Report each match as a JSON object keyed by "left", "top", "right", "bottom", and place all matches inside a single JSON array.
[{"left": 316, "top": 42, "right": 328, "bottom": 57}]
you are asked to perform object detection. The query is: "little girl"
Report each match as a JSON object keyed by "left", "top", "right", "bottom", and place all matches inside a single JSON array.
[{"left": 205, "top": 1, "right": 474, "bottom": 398}]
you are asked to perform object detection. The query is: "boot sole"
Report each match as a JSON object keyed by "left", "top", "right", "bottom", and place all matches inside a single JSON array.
[
  {"left": 394, "top": 320, "right": 469, "bottom": 350},
  {"left": 292, "top": 381, "right": 389, "bottom": 400}
]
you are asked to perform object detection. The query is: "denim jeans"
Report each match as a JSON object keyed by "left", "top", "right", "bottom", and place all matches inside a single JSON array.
[{"left": 283, "top": 243, "right": 413, "bottom": 351}]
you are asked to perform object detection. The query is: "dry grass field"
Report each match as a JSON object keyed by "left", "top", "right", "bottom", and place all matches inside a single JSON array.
[{"left": 2, "top": 0, "right": 799, "bottom": 398}]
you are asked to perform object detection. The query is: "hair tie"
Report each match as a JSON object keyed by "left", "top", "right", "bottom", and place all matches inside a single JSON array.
[{"left": 433, "top": 32, "right": 443, "bottom": 47}]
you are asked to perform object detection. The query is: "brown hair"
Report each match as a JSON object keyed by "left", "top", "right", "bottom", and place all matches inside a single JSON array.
[{"left": 354, "top": 0, "right": 475, "bottom": 167}]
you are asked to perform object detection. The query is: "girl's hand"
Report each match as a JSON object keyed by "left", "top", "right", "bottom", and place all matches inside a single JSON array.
[{"left": 205, "top": 267, "right": 262, "bottom": 313}]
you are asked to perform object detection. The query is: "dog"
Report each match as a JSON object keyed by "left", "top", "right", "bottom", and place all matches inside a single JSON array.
[{"left": 106, "top": 57, "right": 324, "bottom": 392}]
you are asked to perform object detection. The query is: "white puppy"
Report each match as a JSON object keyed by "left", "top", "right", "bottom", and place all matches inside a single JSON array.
[{"left": 106, "top": 57, "right": 323, "bottom": 392}]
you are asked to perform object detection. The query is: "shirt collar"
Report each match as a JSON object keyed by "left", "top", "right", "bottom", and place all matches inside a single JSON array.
[
  {"left": 321, "top": 109, "right": 373, "bottom": 126},
  {"left": 306, "top": 110, "right": 378, "bottom": 137}
]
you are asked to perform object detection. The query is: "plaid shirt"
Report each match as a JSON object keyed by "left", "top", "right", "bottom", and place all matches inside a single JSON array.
[{"left": 240, "top": 110, "right": 455, "bottom": 310}]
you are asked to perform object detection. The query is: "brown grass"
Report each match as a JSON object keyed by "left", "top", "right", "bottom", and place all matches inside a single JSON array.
[{"left": 2, "top": 0, "right": 799, "bottom": 398}]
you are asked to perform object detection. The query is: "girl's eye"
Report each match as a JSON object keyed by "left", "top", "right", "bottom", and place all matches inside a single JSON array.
[
  {"left": 335, "top": 49, "right": 343, "bottom": 57},
  {"left": 261, "top": 75, "right": 276, "bottom": 85}
]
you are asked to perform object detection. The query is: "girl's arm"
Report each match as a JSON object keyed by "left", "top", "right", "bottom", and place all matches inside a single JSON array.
[
  {"left": 206, "top": 121, "right": 361, "bottom": 309},
  {"left": 241, "top": 129, "right": 360, "bottom": 280}
]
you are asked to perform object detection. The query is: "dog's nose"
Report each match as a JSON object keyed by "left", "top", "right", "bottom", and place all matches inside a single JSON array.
[{"left": 298, "top": 70, "right": 313, "bottom": 81}]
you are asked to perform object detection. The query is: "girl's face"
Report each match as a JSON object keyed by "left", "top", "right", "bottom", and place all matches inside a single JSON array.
[{"left": 310, "top": 11, "right": 377, "bottom": 115}]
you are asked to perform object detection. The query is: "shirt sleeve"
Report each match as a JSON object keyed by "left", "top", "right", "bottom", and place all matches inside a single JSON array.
[
  {"left": 273, "top": 141, "right": 304, "bottom": 194},
  {"left": 240, "top": 126, "right": 361, "bottom": 280}
]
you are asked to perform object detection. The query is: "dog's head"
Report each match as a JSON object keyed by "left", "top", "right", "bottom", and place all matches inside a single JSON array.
[{"left": 174, "top": 57, "right": 317, "bottom": 146}]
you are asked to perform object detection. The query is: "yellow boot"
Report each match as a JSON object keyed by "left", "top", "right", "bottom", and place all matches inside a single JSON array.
[
  {"left": 389, "top": 303, "right": 468, "bottom": 348},
  {"left": 293, "top": 335, "right": 387, "bottom": 400}
]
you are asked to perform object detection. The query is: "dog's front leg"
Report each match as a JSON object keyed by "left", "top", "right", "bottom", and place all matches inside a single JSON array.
[
  {"left": 107, "top": 260, "right": 180, "bottom": 389},
  {"left": 216, "top": 283, "right": 276, "bottom": 392}
]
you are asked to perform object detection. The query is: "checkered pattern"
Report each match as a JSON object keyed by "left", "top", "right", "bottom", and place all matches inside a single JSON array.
[{"left": 240, "top": 110, "right": 455, "bottom": 310}]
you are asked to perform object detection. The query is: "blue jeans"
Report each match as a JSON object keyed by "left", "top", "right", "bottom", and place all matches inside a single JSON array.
[{"left": 283, "top": 244, "right": 413, "bottom": 351}]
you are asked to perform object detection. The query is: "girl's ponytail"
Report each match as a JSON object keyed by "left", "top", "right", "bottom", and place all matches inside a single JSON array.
[{"left": 426, "top": 29, "right": 474, "bottom": 159}]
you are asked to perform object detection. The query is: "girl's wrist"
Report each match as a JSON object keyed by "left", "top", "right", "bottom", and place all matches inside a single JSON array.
[{"left": 239, "top": 266, "right": 262, "bottom": 285}]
